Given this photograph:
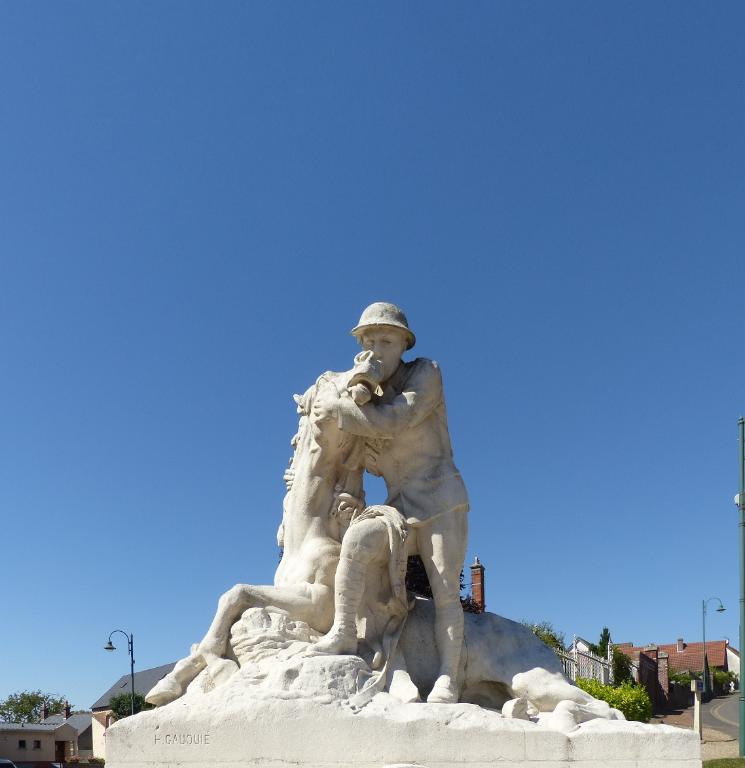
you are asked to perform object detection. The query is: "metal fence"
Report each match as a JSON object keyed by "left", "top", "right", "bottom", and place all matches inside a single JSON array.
[{"left": 556, "top": 637, "right": 614, "bottom": 685}]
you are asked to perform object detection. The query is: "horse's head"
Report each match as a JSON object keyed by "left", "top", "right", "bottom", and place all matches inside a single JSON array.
[
  {"left": 284, "top": 355, "right": 382, "bottom": 520},
  {"left": 291, "top": 374, "right": 358, "bottom": 474},
  {"left": 288, "top": 352, "right": 377, "bottom": 458}
]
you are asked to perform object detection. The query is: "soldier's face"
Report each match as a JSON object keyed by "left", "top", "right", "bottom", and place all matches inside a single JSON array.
[{"left": 359, "top": 328, "right": 408, "bottom": 382}]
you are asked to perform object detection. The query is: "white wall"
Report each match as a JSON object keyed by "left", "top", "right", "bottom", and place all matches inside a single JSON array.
[{"left": 727, "top": 647, "right": 740, "bottom": 680}]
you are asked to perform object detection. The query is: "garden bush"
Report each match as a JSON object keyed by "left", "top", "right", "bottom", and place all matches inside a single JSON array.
[
  {"left": 575, "top": 678, "right": 652, "bottom": 723},
  {"left": 669, "top": 671, "right": 695, "bottom": 684},
  {"left": 713, "top": 670, "right": 737, "bottom": 687}
]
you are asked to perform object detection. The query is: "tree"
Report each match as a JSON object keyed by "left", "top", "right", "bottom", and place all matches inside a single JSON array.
[
  {"left": 0, "top": 690, "right": 68, "bottom": 723},
  {"left": 594, "top": 627, "right": 611, "bottom": 658},
  {"left": 406, "top": 557, "right": 482, "bottom": 612},
  {"left": 587, "top": 626, "right": 634, "bottom": 686},
  {"left": 108, "top": 692, "right": 152, "bottom": 720},
  {"left": 522, "top": 621, "right": 566, "bottom": 651},
  {"left": 405, "top": 555, "right": 432, "bottom": 598},
  {"left": 612, "top": 648, "right": 634, "bottom": 685}
]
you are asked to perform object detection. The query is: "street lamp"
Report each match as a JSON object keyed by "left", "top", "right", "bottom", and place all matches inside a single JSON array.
[
  {"left": 737, "top": 417, "right": 745, "bottom": 757},
  {"left": 702, "top": 598, "right": 725, "bottom": 699},
  {"left": 104, "top": 630, "right": 135, "bottom": 716}
]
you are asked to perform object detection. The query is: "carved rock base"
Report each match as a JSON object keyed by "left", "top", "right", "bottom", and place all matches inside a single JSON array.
[{"left": 106, "top": 689, "right": 700, "bottom": 768}]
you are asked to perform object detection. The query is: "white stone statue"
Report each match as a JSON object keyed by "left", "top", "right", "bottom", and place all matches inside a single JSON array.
[
  {"left": 147, "top": 302, "right": 614, "bottom": 716},
  {"left": 110, "top": 303, "right": 699, "bottom": 768}
]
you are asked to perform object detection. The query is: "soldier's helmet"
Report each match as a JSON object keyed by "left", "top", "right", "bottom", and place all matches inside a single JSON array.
[{"left": 350, "top": 302, "right": 416, "bottom": 350}]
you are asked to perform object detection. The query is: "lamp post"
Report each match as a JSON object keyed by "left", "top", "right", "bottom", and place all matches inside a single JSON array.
[
  {"left": 738, "top": 417, "right": 745, "bottom": 757},
  {"left": 702, "top": 598, "right": 725, "bottom": 699},
  {"left": 104, "top": 630, "right": 135, "bottom": 716}
]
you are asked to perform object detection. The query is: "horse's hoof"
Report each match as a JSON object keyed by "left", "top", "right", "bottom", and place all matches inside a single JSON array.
[
  {"left": 426, "top": 675, "right": 458, "bottom": 704},
  {"left": 145, "top": 677, "right": 183, "bottom": 706}
]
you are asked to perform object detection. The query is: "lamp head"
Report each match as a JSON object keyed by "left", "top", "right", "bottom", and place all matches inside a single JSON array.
[
  {"left": 717, "top": 605, "right": 726, "bottom": 613},
  {"left": 104, "top": 640, "right": 116, "bottom": 651}
]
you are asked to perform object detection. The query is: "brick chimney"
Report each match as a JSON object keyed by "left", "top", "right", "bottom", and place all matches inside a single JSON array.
[
  {"left": 658, "top": 651, "right": 670, "bottom": 701},
  {"left": 470, "top": 556, "right": 485, "bottom": 613},
  {"left": 41, "top": 703, "right": 49, "bottom": 721},
  {"left": 63, "top": 701, "right": 71, "bottom": 720},
  {"left": 644, "top": 644, "right": 659, "bottom": 662},
  {"left": 677, "top": 638, "right": 684, "bottom": 653}
]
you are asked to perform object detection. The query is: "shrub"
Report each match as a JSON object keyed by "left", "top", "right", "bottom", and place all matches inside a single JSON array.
[
  {"left": 713, "top": 670, "right": 737, "bottom": 687},
  {"left": 576, "top": 678, "right": 652, "bottom": 723},
  {"left": 521, "top": 620, "right": 566, "bottom": 651},
  {"left": 109, "top": 691, "right": 151, "bottom": 720},
  {"left": 669, "top": 671, "right": 696, "bottom": 684}
]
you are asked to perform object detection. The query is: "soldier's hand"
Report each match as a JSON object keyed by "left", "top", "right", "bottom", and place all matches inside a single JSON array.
[
  {"left": 349, "top": 383, "right": 372, "bottom": 405},
  {"left": 283, "top": 468, "right": 295, "bottom": 491},
  {"left": 312, "top": 389, "right": 338, "bottom": 422},
  {"left": 335, "top": 492, "right": 364, "bottom": 521}
]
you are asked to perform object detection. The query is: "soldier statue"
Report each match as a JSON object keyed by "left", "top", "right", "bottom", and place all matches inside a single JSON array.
[{"left": 312, "top": 302, "right": 469, "bottom": 703}]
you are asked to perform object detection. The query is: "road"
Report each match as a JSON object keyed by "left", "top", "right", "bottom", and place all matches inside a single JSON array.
[{"left": 703, "top": 693, "right": 740, "bottom": 740}]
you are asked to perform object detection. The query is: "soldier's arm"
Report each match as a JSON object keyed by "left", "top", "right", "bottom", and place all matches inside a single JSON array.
[{"left": 335, "top": 359, "right": 442, "bottom": 438}]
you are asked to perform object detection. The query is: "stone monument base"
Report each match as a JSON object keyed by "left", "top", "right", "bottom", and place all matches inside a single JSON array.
[
  {"left": 107, "top": 688, "right": 700, "bottom": 768},
  {"left": 113, "top": 619, "right": 700, "bottom": 768}
]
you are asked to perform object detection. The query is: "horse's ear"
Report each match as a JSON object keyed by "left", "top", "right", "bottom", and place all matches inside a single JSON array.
[{"left": 293, "top": 393, "right": 307, "bottom": 414}]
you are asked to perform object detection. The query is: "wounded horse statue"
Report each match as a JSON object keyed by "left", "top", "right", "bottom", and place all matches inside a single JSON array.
[{"left": 106, "top": 304, "right": 699, "bottom": 768}]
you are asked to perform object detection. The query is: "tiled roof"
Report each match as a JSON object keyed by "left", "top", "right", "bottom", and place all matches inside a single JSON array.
[
  {"left": 617, "top": 640, "right": 731, "bottom": 673},
  {"left": 0, "top": 722, "right": 72, "bottom": 732},
  {"left": 659, "top": 641, "right": 728, "bottom": 672},
  {"left": 0, "top": 723, "right": 76, "bottom": 738},
  {"left": 41, "top": 712, "right": 92, "bottom": 733}
]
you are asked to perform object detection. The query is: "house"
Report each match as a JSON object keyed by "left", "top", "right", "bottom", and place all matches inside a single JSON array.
[
  {"left": 727, "top": 644, "right": 740, "bottom": 679},
  {"left": 617, "top": 637, "right": 740, "bottom": 708},
  {"left": 0, "top": 720, "right": 78, "bottom": 765},
  {"left": 90, "top": 662, "right": 175, "bottom": 758},
  {"left": 617, "top": 637, "right": 737, "bottom": 679},
  {"left": 615, "top": 643, "right": 670, "bottom": 711},
  {"left": 41, "top": 704, "right": 94, "bottom": 759},
  {"left": 658, "top": 637, "right": 733, "bottom": 677},
  {"left": 569, "top": 637, "right": 597, "bottom": 655}
]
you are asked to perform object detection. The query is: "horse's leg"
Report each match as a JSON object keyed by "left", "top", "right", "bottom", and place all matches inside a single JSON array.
[
  {"left": 145, "top": 650, "right": 208, "bottom": 706},
  {"left": 198, "top": 582, "right": 321, "bottom": 662},
  {"left": 511, "top": 668, "right": 619, "bottom": 720},
  {"left": 146, "top": 582, "right": 323, "bottom": 706}
]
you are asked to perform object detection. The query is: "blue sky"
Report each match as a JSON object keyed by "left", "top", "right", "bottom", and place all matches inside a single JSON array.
[{"left": 1, "top": 2, "right": 744, "bottom": 711}]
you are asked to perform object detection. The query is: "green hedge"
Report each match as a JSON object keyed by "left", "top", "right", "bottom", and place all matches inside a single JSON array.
[{"left": 575, "top": 678, "right": 652, "bottom": 723}]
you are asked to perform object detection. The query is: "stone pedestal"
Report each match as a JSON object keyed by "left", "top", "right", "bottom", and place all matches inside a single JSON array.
[{"left": 107, "top": 679, "right": 700, "bottom": 768}]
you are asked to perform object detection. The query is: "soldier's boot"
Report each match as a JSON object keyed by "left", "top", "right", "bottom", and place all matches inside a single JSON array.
[
  {"left": 427, "top": 602, "right": 465, "bottom": 704},
  {"left": 314, "top": 555, "right": 367, "bottom": 655}
]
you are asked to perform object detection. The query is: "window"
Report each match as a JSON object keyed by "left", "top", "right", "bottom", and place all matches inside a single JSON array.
[
  {"left": 33, "top": 739, "right": 42, "bottom": 749},
  {"left": 18, "top": 739, "right": 27, "bottom": 749}
]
